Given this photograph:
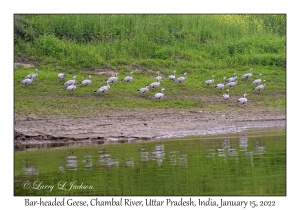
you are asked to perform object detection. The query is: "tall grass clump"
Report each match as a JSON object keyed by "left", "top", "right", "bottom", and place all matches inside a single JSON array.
[{"left": 15, "top": 14, "right": 286, "bottom": 69}]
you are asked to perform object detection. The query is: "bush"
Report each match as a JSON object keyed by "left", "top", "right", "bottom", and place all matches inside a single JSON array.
[
  {"left": 14, "top": 15, "right": 38, "bottom": 42},
  {"left": 15, "top": 14, "right": 286, "bottom": 70}
]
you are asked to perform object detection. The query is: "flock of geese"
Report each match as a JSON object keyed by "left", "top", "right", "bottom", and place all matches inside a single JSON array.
[
  {"left": 19, "top": 67, "right": 266, "bottom": 107},
  {"left": 202, "top": 68, "right": 266, "bottom": 107}
]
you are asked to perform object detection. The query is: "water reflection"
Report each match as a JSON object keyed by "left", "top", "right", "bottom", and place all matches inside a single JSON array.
[
  {"left": 205, "top": 136, "right": 267, "bottom": 167},
  {"left": 14, "top": 140, "right": 105, "bottom": 152},
  {"left": 169, "top": 151, "right": 179, "bottom": 165},
  {"left": 15, "top": 134, "right": 285, "bottom": 196},
  {"left": 20, "top": 137, "right": 268, "bottom": 176},
  {"left": 22, "top": 158, "right": 39, "bottom": 175},
  {"left": 152, "top": 145, "right": 165, "bottom": 165},
  {"left": 98, "top": 149, "right": 119, "bottom": 168},
  {"left": 23, "top": 166, "right": 39, "bottom": 175},
  {"left": 124, "top": 158, "right": 134, "bottom": 167},
  {"left": 60, "top": 155, "right": 78, "bottom": 171},
  {"left": 239, "top": 136, "right": 248, "bottom": 151},
  {"left": 239, "top": 136, "right": 254, "bottom": 167},
  {"left": 216, "top": 139, "right": 238, "bottom": 160},
  {"left": 254, "top": 140, "right": 267, "bottom": 155},
  {"left": 178, "top": 154, "right": 188, "bottom": 166},
  {"left": 140, "top": 151, "right": 150, "bottom": 162},
  {"left": 83, "top": 155, "right": 93, "bottom": 170}
]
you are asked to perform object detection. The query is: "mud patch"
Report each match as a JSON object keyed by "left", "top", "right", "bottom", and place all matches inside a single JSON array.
[
  {"left": 14, "top": 108, "right": 286, "bottom": 150},
  {"left": 14, "top": 58, "right": 41, "bottom": 68}
]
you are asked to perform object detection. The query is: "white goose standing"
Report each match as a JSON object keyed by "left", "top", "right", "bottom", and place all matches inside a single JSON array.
[
  {"left": 203, "top": 75, "right": 215, "bottom": 85},
  {"left": 253, "top": 80, "right": 266, "bottom": 93},
  {"left": 106, "top": 72, "right": 118, "bottom": 84},
  {"left": 227, "top": 72, "right": 237, "bottom": 82},
  {"left": 156, "top": 71, "right": 163, "bottom": 82},
  {"left": 31, "top": 69, "right": 38, "bottom": 80},
  {"left": 95, "top": 81, "right": 110, "bottom": 96},
  {"left": 175, "top": 72, "right": 187, "bottom": 85},
  {"left": 149, "top": 78, "right": 162, "bottom": 89},
  {"left": 168, "top": 70, "right": 176, "bottom": 81},
  {"left": 137, "top": 86, "right": 150, "bottom": 94},
  {"left": 153, "top": 88, "right": 165, "bottom": 100},
  {"left": 215, "top": 77, "right": 226, "bottom": 91},
  {"left": 80, "top": 75, "right": 92, "bottom": 86},
  {"left": 237, "top": 93, "right": 248, "bottom": 107},
  {"left": 222, "top": 89, "right": 230, "bottom": 101},
  {"left": 240, "top": 68, "right": 253, "bottom": 79},
  {"left": 24, "top": 69, "right": 38, "bottom": 80},
  {"left": 63, "top": 76, "right": 76, "bottom": 86},
  {"left": 122, "top": 71, "right": 133, "bottom": 82},
  {"left": 252, "top": 74, "right": 262, "bottom": 85}
]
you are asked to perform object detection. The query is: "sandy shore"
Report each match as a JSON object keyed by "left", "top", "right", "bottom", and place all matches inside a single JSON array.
[{"left": 14, "top": 108, "right": 286, "bottom": 146}]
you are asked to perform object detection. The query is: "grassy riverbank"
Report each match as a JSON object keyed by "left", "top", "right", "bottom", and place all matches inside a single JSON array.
[{"left": 14, "top": 14, "right": 286, "bottom": 119}]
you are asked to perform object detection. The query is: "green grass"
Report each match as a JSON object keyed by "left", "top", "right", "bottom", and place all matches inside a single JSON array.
[
  {"left": 14, "top": 64, "right": 286, "bottom": 118},
  {"left": 14, "top": 14, "right": 286, "bottom": 118}
]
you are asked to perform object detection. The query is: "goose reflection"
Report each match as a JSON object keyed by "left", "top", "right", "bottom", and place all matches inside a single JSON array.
[
  {"left": 124, "top": 158, "right": 134, "bottom": 167},
  {"left": 152, "top": 145, "right": 165, "bottom": 165},
  {"left": 254, "top": 140, "right": 266, "bottom": 156},
  {"left": 60, "top": 155, "right": 78, "bottom": 171},
  {"left": 99, "top": 151, "right": 119, "bottom": 168},
  {"left": 218, "top": 139, "right": 237, "bottom": 158},
  {"left": 169, "top": 151, "right": 188, "bottom": 166},
  {"left": 239, "top": 136, "right": 248, "bottom": 151},
  {"left": 23, "top": 166, "right": 39, "bottom": 175},
  {"left": 82, "top": 155, "right": 93, "bottom": 170}
]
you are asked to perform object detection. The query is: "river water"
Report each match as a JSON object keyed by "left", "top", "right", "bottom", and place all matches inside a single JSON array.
[{"left": 14, "top": 129, "right": 286, "bottom": 196}]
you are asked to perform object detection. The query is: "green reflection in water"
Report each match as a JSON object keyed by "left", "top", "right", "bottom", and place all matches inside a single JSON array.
[{"left": 14, "top": 133, "right": 286, "bottom": 196}]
